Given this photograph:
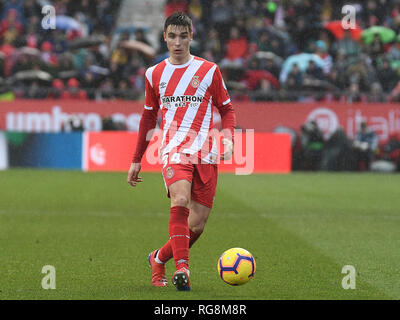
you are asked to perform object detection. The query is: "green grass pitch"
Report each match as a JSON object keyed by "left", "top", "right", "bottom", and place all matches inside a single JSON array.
[{"left": 0, "top": 169, "right": 399, "bottom": 300}]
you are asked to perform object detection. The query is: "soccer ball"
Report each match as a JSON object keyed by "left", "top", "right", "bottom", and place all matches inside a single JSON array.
[{"left": 217, "top": 248, "right": 256, "bottom": 286}]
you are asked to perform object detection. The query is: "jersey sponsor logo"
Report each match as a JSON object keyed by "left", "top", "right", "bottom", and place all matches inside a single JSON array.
[
  {"left": 159, "top": 82, "right": 167, "bottom": 89},
  {"left": 161, "top": 95, "right": 203, "bottom": 109}
]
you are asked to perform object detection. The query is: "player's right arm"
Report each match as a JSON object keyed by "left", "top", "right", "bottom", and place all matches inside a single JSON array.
[
  {"left": 127, "top": 69, "right": 159, "bottom": 187},
  {"left": 211, "top": 65, "right": 236, "bottom": 161}
]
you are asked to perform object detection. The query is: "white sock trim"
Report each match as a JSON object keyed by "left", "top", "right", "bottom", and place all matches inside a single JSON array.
[{"left": 155, "top": 250, "right": 165, "bottom": 264}]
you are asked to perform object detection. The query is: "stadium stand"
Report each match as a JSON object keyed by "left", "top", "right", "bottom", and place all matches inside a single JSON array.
[{"left": 2, "top": 0, "right": 400, "bottom": 103}]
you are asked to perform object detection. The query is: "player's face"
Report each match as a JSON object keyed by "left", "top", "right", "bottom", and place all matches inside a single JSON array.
[{"left": 164, "top": 25, "right": 193, "bottom": 64}]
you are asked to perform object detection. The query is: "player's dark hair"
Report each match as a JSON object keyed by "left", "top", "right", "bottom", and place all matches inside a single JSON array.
[{"left": 164, "top": 12, "right": 193, "bottom": 34}]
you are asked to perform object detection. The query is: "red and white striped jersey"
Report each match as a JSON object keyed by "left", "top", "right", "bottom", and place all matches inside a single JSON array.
[{"left": 143, "top": 55, "right": 233, "bottom": 164}]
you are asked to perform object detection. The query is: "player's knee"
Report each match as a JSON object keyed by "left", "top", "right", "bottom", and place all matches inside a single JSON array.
[{"left": 171, "top": 195, "right": 190, "bottom": 208}]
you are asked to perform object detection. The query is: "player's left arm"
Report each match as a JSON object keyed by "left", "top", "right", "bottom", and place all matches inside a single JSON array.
[{"left": 212, "top": 66, "right": 236, "bottom": 160}]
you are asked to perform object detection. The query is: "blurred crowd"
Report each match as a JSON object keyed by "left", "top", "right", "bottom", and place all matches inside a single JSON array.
[
  {"left": 163, "top": 0, "right": 400, "bottom": 103},
  {"left": 291, "top": 120, "right": 400, "bottom": 172},
  {"left": 3, "top": 0, "right": 400, "bottom": 102},
  {"left": 0, "top": 0, "right": 124, "bottom": 100}
]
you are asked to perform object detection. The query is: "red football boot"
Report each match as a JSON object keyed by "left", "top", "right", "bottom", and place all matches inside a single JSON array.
[
  {"left": 147, "top": 250, "right": 168, "bottom": 287},
  {"left": 172, "top": 267, "right": 190, "bottom": 291}
]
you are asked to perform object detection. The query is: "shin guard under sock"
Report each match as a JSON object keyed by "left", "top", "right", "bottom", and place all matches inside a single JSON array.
[{"left": 169, "top": 206, "right": 190, "bottom": 269}]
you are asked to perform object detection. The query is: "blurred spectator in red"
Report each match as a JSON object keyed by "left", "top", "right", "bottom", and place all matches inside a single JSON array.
[
  {"left": 244, "top": 57, "right": 279, "bottom": 101},
  {"left": 219, "top": 26, "right": 248, "bottom": 69},
  {"left": 0, "top": 9, "right": 23, "bottom": 43},
  {"left": 1, "top": 1, "right": 24, "bottom": 21},
  {"left": 40, "top": 41, "right": 58, "bottom": 66},
  {"left": 25, "top": 24, "right": 39, "bottom": 48},
  {"left": 0, "top": 37, "right": 16, "bottom": 77},
  {"left": 165, "top": 0, "right": 188, "bottom": 18},
  {"left": 47, "top": 79, "right": 65, "bottom": 99},
  {"left": 61, "top": 78, "right": 88, "bottom": 99}
]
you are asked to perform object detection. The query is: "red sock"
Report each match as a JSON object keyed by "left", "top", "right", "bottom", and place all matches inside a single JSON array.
[
  {"left": 157, "top": 229, "right": 203, "bottom": 263},
  {"left": 157, "top": 239, "right": 173, "bottom": 263},
  {"left": 169, "top": 206, "right": 190, "bottom": 270}
]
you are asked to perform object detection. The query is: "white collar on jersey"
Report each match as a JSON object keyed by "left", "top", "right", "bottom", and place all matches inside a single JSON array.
[{"left": 165, "top": 55, "right": 194, "bottom": 68}]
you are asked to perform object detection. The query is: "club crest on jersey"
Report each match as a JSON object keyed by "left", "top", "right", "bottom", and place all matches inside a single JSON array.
[{"left": 191, "top": 75, "right": 200, "bottom": 88}]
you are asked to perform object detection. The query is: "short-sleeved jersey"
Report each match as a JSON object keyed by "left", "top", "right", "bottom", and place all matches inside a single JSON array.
[{"left": 144, "top": 55, "right": 232, "bottom": 164}]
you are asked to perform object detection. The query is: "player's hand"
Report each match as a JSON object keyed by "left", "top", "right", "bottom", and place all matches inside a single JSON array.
[
  {"left": 127, "top": 162, "right": 143, "bottom": 187},
  {"left": 220, "top": 138, "right": 233, "bottom": 161}
]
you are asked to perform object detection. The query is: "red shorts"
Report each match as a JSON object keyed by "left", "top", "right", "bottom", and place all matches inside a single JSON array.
[{"left": 162, "top": 153, "right": 218, "bottom": 208}]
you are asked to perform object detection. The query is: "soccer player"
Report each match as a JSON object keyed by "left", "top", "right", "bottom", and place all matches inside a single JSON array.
[{"left": 127, "top": 12, "right": 236, "bottom": 291}]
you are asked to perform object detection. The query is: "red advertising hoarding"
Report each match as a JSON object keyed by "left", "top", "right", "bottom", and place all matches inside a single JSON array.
[
  {"left": 1, "top": 100, "right": 399, "bottom": 144},
  {"left": 83, "top": 131, "right": 292, "bottom": 174}
]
